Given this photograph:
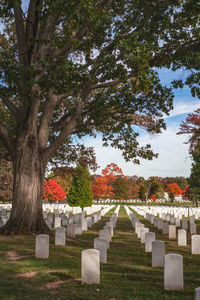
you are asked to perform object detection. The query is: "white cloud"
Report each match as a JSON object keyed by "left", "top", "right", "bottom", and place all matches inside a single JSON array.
[
  {"left": 87, "top": 124, "right": 192, "bottom": 178},
  {"left": 164, "top": 101, "right": 200, "bottom": 119}
]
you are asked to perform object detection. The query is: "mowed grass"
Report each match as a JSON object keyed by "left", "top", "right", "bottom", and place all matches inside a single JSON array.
[{"left": 0, "top": 206, "right": 198, "bottom": 299}]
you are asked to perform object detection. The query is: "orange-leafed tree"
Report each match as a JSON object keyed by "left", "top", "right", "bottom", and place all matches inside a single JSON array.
[
  {"left": 102, "top": 163, "right": 126, "bottom": 183},
  {"left": 92, "top": 163, "right": 126, "bottom": 200},
  {"left": 127, "top": 178, "right": 140, "bottom": 199},
  {"left": 92, "top": 177, "right": 113, "bottom": 200},
  {"left": 166, "top": 183, "right": 182, "bottom": 197}
]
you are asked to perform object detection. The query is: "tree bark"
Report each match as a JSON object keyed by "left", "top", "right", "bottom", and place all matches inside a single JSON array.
[{"left": 0, "top": 132, "right": 50, "bottom": 235}]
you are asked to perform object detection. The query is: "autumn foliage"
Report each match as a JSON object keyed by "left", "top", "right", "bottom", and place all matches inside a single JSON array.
[
  {"left": 166, "top": 183, "right": 182, "bottom": 196},
  {"left": 182, "top": 185, "right": 189, "bottom": 199},
  {"left": 151, "top": 194, "right": 157, "bottom": 202},
  {"left": 178, "top": 108, "right": 200, "bottom": 153},
  {"left": 102, "top": 163, "right": 126, "bottom": 183},
  {"left": 43, "top": 179, "right": 66, "bottom": 202},
  {"left": 92, "top": 176, "right": 113, "bottom": 199},
  {"left": 92, "top": 163, "right": 126, "bottom": 199}
]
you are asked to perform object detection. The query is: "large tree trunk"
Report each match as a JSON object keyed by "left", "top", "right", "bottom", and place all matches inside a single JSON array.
[{"left": 0, "top": 132, "right": 50, "bottom": 235}]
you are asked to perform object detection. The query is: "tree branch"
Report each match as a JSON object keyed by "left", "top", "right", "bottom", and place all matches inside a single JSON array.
[
  {"left": 38, "top": 90, "right": 58, "bottom": 150},
  {"left": 90, "top": 80, "right": 122, "bottom": 90},
  {"left": 0, "top": 95, "right": 18, "bottom": 116},
  {"left": 26, "top": 0, "right": 41, "bottom": 63},
  {"left": 42, "top": 109, "right": 81, "bottom": 164},
  {"left": 0, "top": 121, "right": 14, "bottom": 155},
  {"left": 42, "top": 88, "right": 90, "bottom": 163},
  {"left": 50, "top": 114, "right": 70, "bottom": 134},
  {"left": 14, "top": 3, "right": 28, "bottom": 66},
  {"left": 35, "top": 13, "right": 60, "bottom": 62},
  {"left": 54, "top": 26, "right": 88, "bottom": 57}
]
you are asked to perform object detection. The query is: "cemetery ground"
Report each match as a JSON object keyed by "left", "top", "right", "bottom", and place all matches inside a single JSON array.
[{"left": 0, "top": 207, "right": 199, "bottom": 299}]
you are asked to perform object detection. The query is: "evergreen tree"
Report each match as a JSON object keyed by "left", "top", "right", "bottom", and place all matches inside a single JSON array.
[
  {"left": 189, "top": 151, "right": 200, "bottom": 206},
  {"left": 68, "top": 165, "right": 93, "bottom": 209}
]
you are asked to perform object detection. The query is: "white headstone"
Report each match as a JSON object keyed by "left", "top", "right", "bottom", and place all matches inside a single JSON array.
[
  {"left": 75, "top": 223, "right": 82, "bottom": 235},
  {"left": 157, "top": 219, "right": 163, "bottom": 230},
  {"left": 67, "top": 224, "right": 76, "bottom": 238},
  {"left": 145, "top": 232, "right": 155, "bottom": 252},
  {"left": 81, "top": 219, "right": 88, "bottom": 231},
  {"left": 141, "top": 228, "right": 149, "bottom": 244},
  {"left": 162, "top": 222, "right": 169, "bottom": 235},
  {"left": 169, "top": 225, "right": 176, "bottom": 240},
  {"left": 55, "top": 227, "right": 66, "bottom": 246},
  {"left": 195, "top": 287, "right": 200, "bottom": 300},
  {"left": 54, "top": 217, "right": 61, "bottom": 229},
  {"left": 190, "top": 224, "right": 197, "bottom": 235},
  {"left": 190, "top": 216, "right": 195, "bottom": 224},
  {"left": 61, "top": 216, "right": 68, "bottom": 226},
  {"left": 191, "top": 235, "right": 200, "bottom": 254},
  {"left": 152, "top": 240, "right": 165, "bottom": 267},
  {"left": 94, "top": 237, "right": 107, "bottom": 263},
  {"left": 182, "top": 219, "right": 188, "bottom": 230},
  {"left": 164, "top": 253, "right": 183, "bottom": 290},
  {"left": 81, "top": 249, "right": 100, "bottom": 284},
  {"left": 35, "top": 234, "right": 49, "bottom": 259},
  {"left": 178, "top": 229, "right": 187, "bottom": 246},
  {"left": 99, "top": 229, "right": 111, "bottom": 242},
  {"left": 175, "top": 217, "right": 180, "bottom": 227}
]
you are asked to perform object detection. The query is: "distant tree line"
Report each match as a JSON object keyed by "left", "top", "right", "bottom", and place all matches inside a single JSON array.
[{"left": 0, "top": 158, "right": 188, "bottom": 204}]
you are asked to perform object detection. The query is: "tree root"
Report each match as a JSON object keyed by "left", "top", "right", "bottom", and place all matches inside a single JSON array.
[{"left": 0, "top": 219, "right": 51, "bottom": 235}]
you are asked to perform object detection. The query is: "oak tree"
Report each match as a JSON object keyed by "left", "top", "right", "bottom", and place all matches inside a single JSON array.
[{"left": 0, "top": 0, "right": 186, "bottom": 233}]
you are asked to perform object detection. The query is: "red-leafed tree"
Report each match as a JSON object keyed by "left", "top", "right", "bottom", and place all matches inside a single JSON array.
[
  {"left": 43, "top": 179, "right": 66, "bottom": 203},
  {"left": 178, "top": 108, "right": 200, "bottom": 153},
  {"left": 182, "top": 185, "right": 189, "bottom": 200},
  {"left": 151, "top": 194, "right": 157, "bottom": 202}
]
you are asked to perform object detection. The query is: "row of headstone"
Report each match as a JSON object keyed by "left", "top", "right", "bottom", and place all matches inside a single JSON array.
[
  {"left": 129, "top": 206, "right": 200, "bottom": 295},
  {"left": 35, "top": 205, "right": 116, "bottom": 259},
  {"left": 133, "top": 207, "right": 200, "bottom": 254},
  {"left": 146, "top": 212, "right": 197, "bottom": 235},
  {"left": 132, "top": 205, "right": 200, "bottom": 223},
  {"left": 95, "top": 207, "right": 119, "bottom": 263},
  {"left": 44, "top": 206, "right": 113, "bottom": 231},
  {"left": 42, "top": 203, "right": 104, "bottom": 216},
  {"left": 81, "top": 206, "right": 120, "bottom": 284},
  {"left": 125, "top": 208, "right": 184, "bottom": 291}
]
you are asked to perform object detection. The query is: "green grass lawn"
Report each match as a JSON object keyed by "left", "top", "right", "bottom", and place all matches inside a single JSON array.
[{"left": 0, "top": 206, "right": 198, "bottom": 299}]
